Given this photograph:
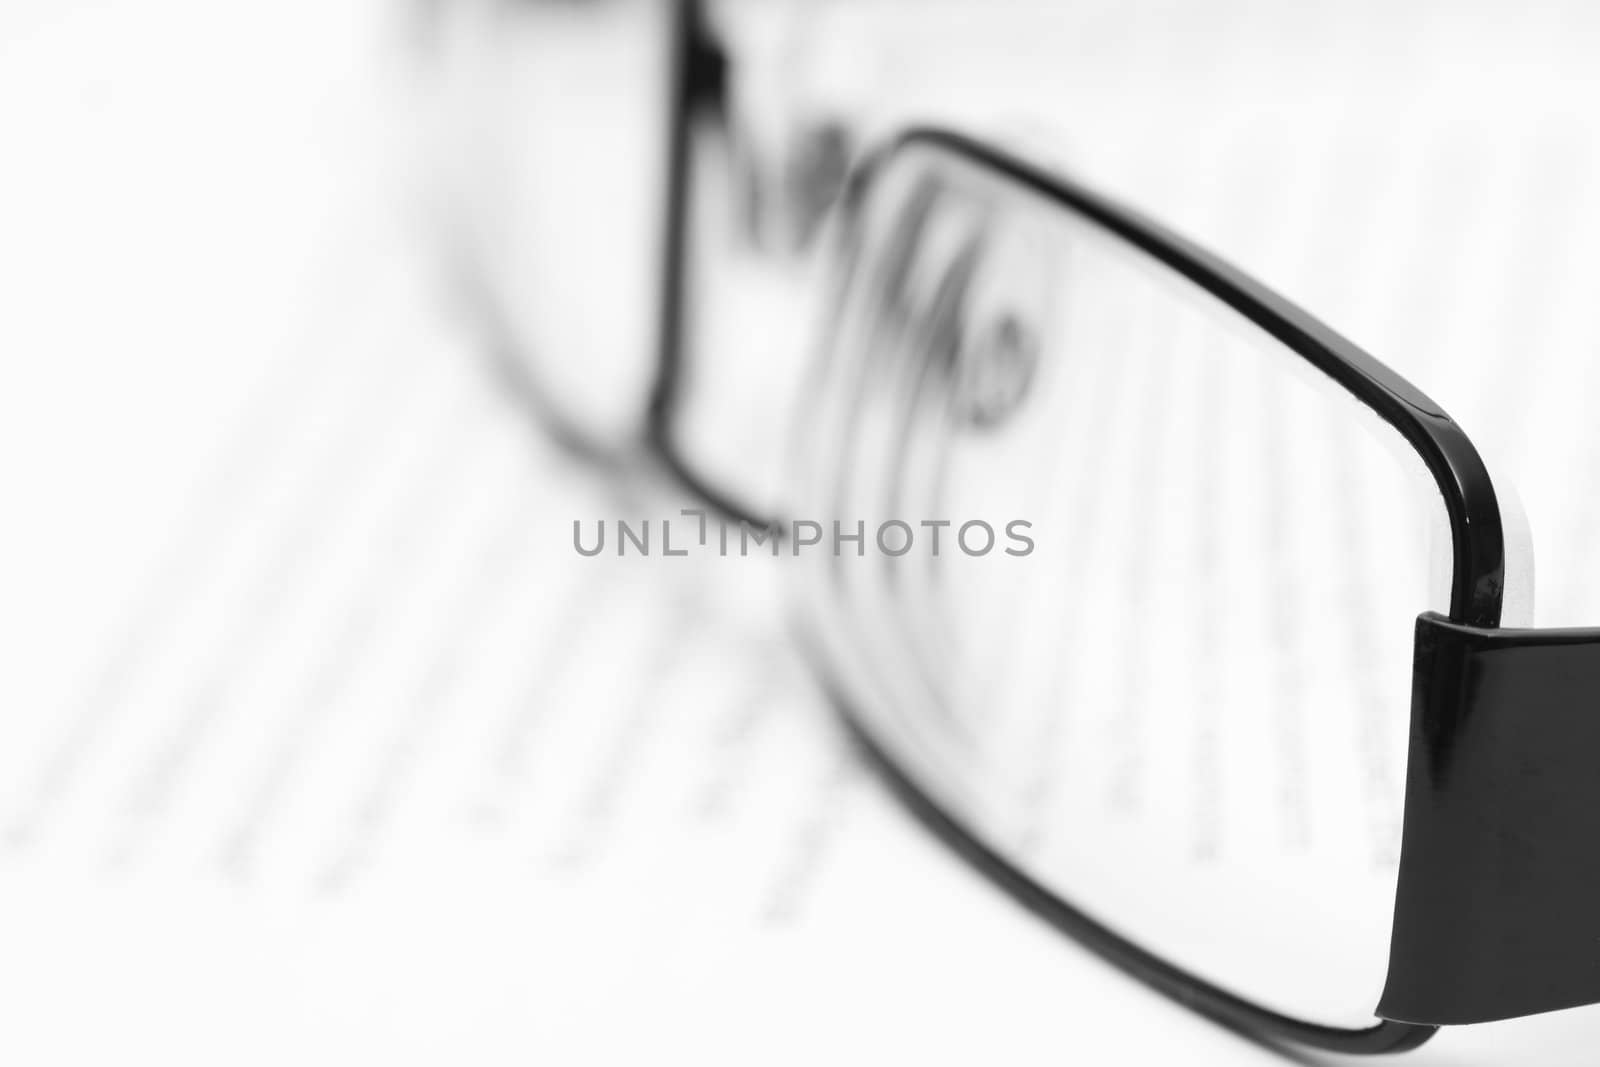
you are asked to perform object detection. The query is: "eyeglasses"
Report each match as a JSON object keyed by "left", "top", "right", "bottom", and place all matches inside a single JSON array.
[{"left": 426, "top": 0, "right": 1600, "bottom": 1055}]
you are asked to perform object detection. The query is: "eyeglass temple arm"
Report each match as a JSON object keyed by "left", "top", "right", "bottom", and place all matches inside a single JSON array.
[{"left": 1381, "top": 611, "right": 1600, "bottom": 1025}]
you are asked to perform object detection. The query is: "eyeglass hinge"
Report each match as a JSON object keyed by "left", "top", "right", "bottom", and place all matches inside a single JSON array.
[{"left": 1380, "top": 611, "right": 1600, "bottom": 1025}]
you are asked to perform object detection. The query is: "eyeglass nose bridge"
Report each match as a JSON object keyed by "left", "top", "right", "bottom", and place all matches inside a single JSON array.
[{"left": 948, "top": 217, "right": 1058, "bottom": 433}]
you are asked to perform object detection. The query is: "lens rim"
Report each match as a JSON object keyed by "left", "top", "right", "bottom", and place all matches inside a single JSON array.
[
  {"left": 804, "top": 126, "right": 1509, "bottom": 1056},
  {"left": 646, "top": 0, "right": 780, "bottom": 529}
]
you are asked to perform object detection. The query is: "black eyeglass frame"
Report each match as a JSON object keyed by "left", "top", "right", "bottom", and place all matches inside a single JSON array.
[
  {"left": 791, "top": 126, "right": 1498, "bottom": 1057},
  {"left": 492, "top": 0, "right": 1600, "bottom": 1055}
]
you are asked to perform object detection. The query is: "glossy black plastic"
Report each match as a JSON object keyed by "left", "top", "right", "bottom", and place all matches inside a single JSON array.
[
  {"left": 1382, "top": 612, "right": 1600, "bottom": 1025},
  {"left": 809, "top": 128, "right": 1519, "bottom": 1055}
]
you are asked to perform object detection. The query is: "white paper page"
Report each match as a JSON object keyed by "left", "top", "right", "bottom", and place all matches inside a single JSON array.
[
  {"left": 0, "top": 3, "right": 1287, "bottom": 1065},
  {"left": 11, "top": 2, "right": 1600, "bottom": 1064}
]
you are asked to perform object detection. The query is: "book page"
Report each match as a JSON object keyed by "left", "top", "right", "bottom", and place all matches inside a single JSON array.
[{"left": 7, "top": 1, "right": 1600, "bottom": 1063}]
